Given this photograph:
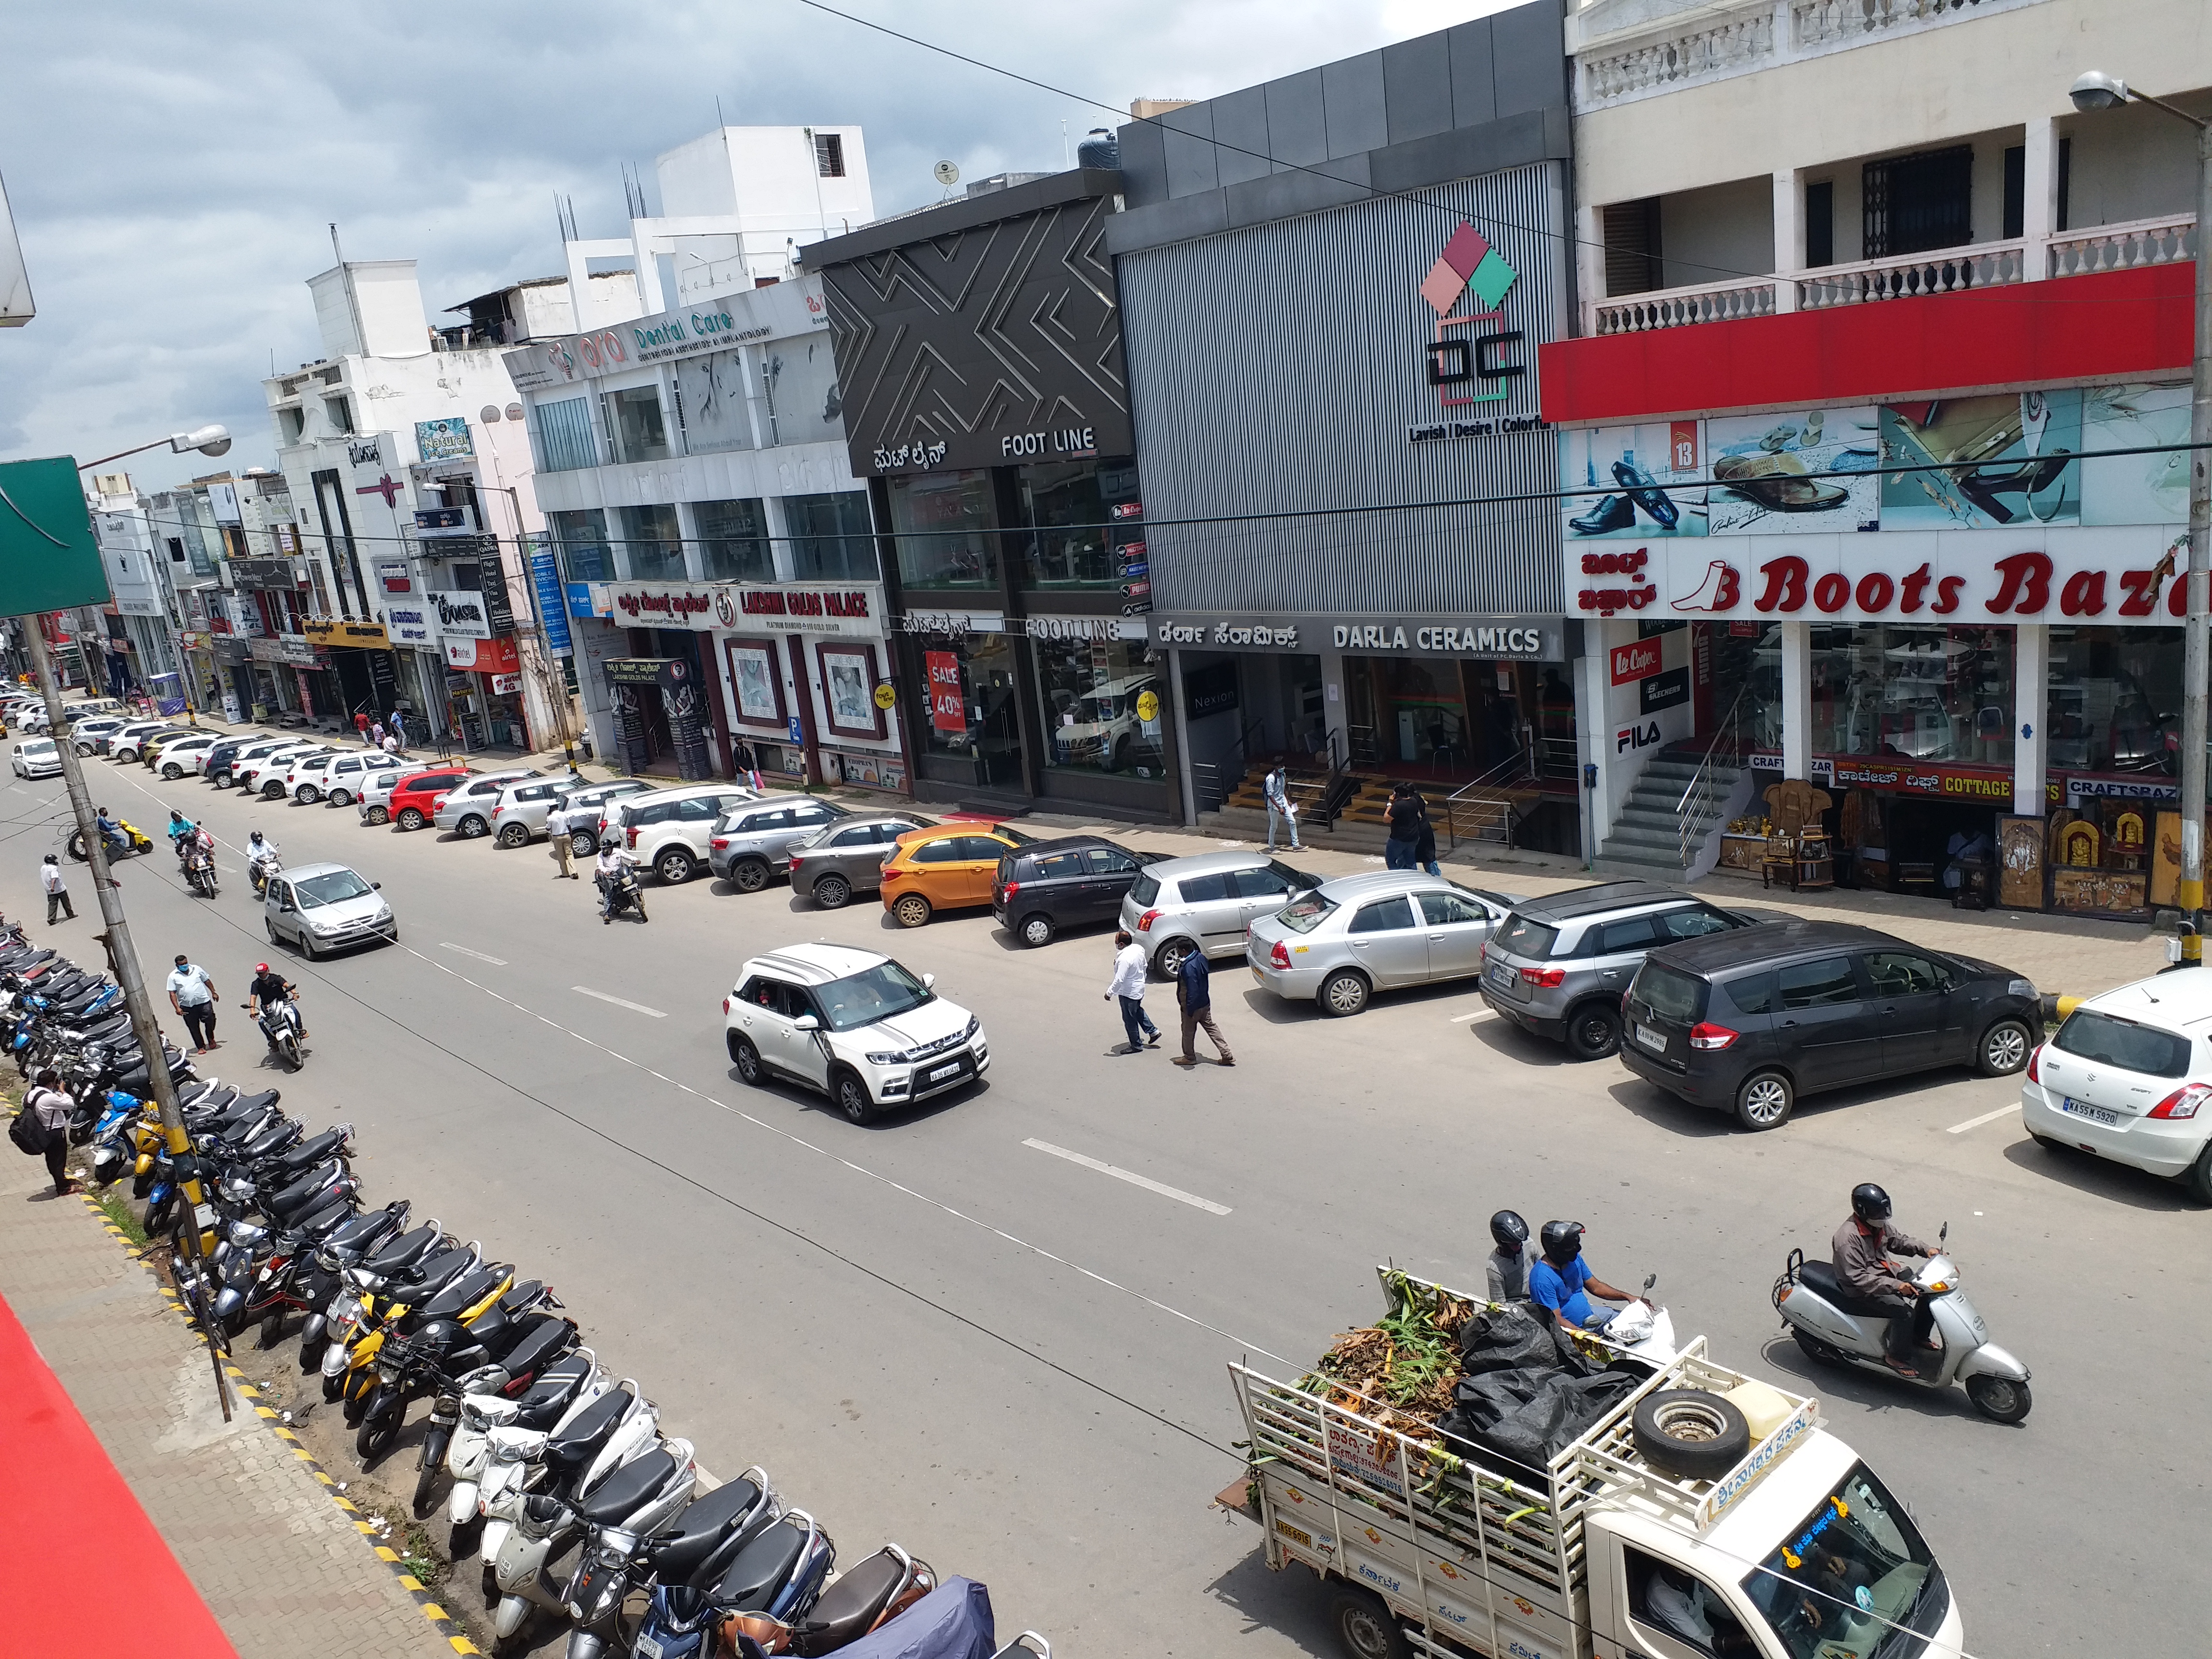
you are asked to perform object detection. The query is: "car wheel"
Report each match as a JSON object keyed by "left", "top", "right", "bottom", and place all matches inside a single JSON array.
[
  {"left": 262, "top": 781, "right": 285, "bottom": 800},
  {"left": 496, "top": 822, "right": 529, "bottom": 849},
  {"left": 161, "top": 763, "right": 182, "bottom": 780},
  {"left": 654, "top": 847, "right": 693, "bottom": 884},
  {"left": 812, "top": 873, "right": 852, "bottom": 910},
  {"left": 298, "top": 931, "right": 319, "bottom": 962},
  {"left": 397, "top": 807, "right": 425, "bottom": 830},
  {"left": 569, "top": 830, "right": 596, "bottom": 857},
  {"left": 1018, "top": 912, "right": 1056, "bottom": 948},
  {"left": 298, "top": 786, "right": 320, "bottom": 804},
  {"left": 1976, "top": 1018, "right": 2032, "bottom": 1077},
  {"left": 2185, "top": 1140, "right": 2212, "bottom": 1206},
  {"left": 1734, "top": 1070, "right": 1794, "bottom": 1131},
  {"left": 732, "top": 858, "right": 770, "bottom": 893},
  {"left": 1152, "top": 937, "right": 1194, "bottom": 979},
  {"left": 834, "top": 1070, "right": 876, "bottom": 1125},
  {"left": 1319, "top": 969, "right": 1371, "bottom": 1018},
  {"left": 328, "top": 788, "right": 350, "bottom": 807},
  {"left": 891, "top": 893, "right": 932, "bottom": 929},
  {"left": 211, "top": 769, "right": 232, "bottom": 788},
  {"left": 729, "top": 1033, "right": 764, "bottom": 1085},
  {"left": 1564, "top": 1002, "right": 1622, "bottom": 1061},
  {"left": 457, "top": 814, "right": 488, "bottom": 839},
  {"left": 366, "top": 805, "right": 388, "bottom": 825},
  {"left": 1326, "top": 1586, "right": 1411, "bottom": 1659},
  {"left": 265, "top": 920, "right": 280, "bottom": 947}
]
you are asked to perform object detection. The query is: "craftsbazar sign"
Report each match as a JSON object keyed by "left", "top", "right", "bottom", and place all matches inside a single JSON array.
[
  {"left": 385, "top": 604, "right": 433, "bottom": 646},
  {"left": 248, "top": 635, "right": 323, "bottom": 667}
]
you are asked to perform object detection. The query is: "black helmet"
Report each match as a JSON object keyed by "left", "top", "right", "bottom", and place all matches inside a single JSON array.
[
  {"left": 1490, "top": 1210, "right": 1529, "bottom": 1253},
  {"left": 1851, "top": 1183, "right": 1892, "bottom": 1222},
  {"left": 1539, "top": 1220, "right": 1585, "bottom": 1263}
]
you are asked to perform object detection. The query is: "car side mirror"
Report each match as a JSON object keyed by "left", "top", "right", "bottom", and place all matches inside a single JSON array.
[
  {"left": 371, "top": 881, "right": 382, "bottom": 890},
  {"left": 923, "top": 974, "right": 937, "bottom": 990},
  {"left": 1642, "top": 1272, "right": 1657, "bottom": 1293},
  {"left": 792, "top": 1014, "right": 820, "bottom": 1032},
  {"left": 1939, "top": 1221, "right": 1948, "bottom": 1244}
]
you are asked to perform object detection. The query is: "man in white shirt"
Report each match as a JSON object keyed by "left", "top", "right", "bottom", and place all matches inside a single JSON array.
[
  {"left": 595, "top": 844, "right": 635, "bottom": 921},
  {"left": 1263, "top": 765, "right": 1304, "bottom": 852},
  {"left": 40, "top": 854, "right": 73, "bottom": 924},
  {"left": 165, "top": 954, "right": 220, "bottom": 1053},
  {"left": 1102, "top": 928, "right": 1161, "bottom": 1053}
]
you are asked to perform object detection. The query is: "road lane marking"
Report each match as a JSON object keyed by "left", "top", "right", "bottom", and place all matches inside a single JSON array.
[
  {"left": 572, "top": 986, "right": 666, "bottom": 1018},
  {"left": 440, "top": 942, "right": 508, "bottom": 966},
  {"left": 1946, "top": 1104, "right": 2018, "bottom": 1134},
  {"left": 1449, "top": 1010, "right": 1484, "bottom": 1023},
  {"left": 1022, "top": 1138, "right": 1232, "bottom": 1215}
]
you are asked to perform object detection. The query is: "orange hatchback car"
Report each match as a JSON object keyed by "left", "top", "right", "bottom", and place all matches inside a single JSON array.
[{"left": 879, "top": 823, "right": 1035, "bottom": 927}]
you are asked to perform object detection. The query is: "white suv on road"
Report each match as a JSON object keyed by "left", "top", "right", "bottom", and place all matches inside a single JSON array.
[
  {"left": 723, "top": 943, "right": 988, "bottom": 1124},
  {"left": 2024, "top": 972, "right": 2212, "bottom": 1203},
  {"left": 607, "top": 782, "right": 757, "bottom": 883}
]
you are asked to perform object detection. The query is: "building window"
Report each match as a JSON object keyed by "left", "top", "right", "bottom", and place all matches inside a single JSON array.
[
  {"left": 1018, "top": 457, "right": 1138, "bottom": 590},
  {"left": 1603, "top": 198, "right": 1663, "bottom": 296},
  {"left": 1809, "top": 623, "right": 2013, "bottom": 767},
  {"left": 886, "top": 470, "right": 998, "bottom": 591},
  {"left": 1034, "top": 635, "right": 1164, "bottom": 778},
  {"left": 696, "top": 499, "right": 773, "bottom": 582},
  {"left": 324, "top": 395, "right": 354, "bottom": 434},
  {"left": 165, "top": 536, "right": 186, "bottom": 565},
  {"left": 2002, "top": 146, "right": 2025, "bottom": 241},
  {"left": 814, "top": 132, "right": 845, "bottom": 178},
  {"left": 1805, "top": 180, "right": 1835, "bottom": 268},
  {"left": 672, "top": 349, "right": 755, "bottom": 455},
  {"left": 920, "top": 634, "right": 1023, "bottom": 784},
  {"left": 617, "top": 504, "right": 685, "bottom": 581},
  {"left": 601, "top": 384, "right": 673, "bottom": 465},
  {"left": 279, "top": 407, "right": 306, "bottom": 444},
  {"left": 2046, "top": 626, "right": 2181, "bottom": 772},
  {"left": 535, "top": 397, "right": 598, "bottom": 472},
  {"left": 549, "top": 509, "right": 614, "bottom": 583},
  {"left": 785, "top": 492, "right": 878, "bottom": 582},
  {"left": 1863, "top": 145, "right": 1972, "bottom": 260},
  {"left": 759, "top": 337, "right": 842, "bottom": 447}
]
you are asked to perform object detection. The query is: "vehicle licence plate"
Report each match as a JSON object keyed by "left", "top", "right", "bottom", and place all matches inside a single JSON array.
[
  {"left": 636, "top": 1637, "right": 664, "bottom": 1659},
  {"left": 1633, "top": 1022, "right": 1667, "bottom": 1054},
  {"left": 926, "top": 1060, "right": 963, "bottom": 1083},
  {"left": 2060, "top": 1096, "right": 2120, "bottom": 1127},
  {"left": 1487, "top": 964, "right": 1517, "bottom": 994}
]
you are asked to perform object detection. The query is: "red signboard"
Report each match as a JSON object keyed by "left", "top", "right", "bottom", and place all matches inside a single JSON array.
[
  {"left": 925, "top": 650, "right": 966, "bottom": 733},
  {"left": 1610, "top": 640, "right": 1662, "bottom": 685}
]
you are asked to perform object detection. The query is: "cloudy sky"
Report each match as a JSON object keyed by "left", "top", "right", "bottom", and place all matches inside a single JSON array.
[{"left": 0, "top": 0, "right": 1513, "bottom": 494}]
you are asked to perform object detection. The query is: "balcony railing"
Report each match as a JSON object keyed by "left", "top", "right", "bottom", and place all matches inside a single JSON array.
[{"left": 1582, "top": 218, "right": 2194, "bottom": 336}]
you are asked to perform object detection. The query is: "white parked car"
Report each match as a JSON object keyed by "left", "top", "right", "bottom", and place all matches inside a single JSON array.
[
  {"left": 2024, "top": 973, "right": 2212, "bottom": 1203},
  {"left": 263, "top": 860, "right": 397, "bottom": 959},
  {"left": 69, "top": 717, "right": 129, "bottom": 755},
  {"left": 546, "top": 779, "right": 654, "bottom": 856},
  {"left": 12, "top": 737, "right": 61, "bottom": 779},
  {"left": 109, "top": 721, "right": 183, "bottom": 763},
  {"left": 234, "top": 742, "right": 321, "bottom": 794},
  {"left": 269, "top": 748, "right": 342, "bottom": 801},
  {"left": 312, "top": 749, "right": 402, "bottom": 807},
  {"left": 153, "top": 733, "right": 221, "bottom": 779},
  {"left": 606, "top": 782, "right": 758, "bottom": 884},
  {"left": 723, "top": 943, "right": 988, "bottom": 1124}
]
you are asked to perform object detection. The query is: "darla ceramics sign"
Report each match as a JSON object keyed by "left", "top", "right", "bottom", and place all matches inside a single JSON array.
[{"left": 1573, "top": 527, "right": 2191, "bottom": 626}]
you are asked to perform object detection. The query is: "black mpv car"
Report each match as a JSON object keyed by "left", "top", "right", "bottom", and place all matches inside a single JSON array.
[
  {"left": 1620, "top": 919, "right": 2038, "bottom": 1130},
  {"left": 992, "top": 835, "right": 1160, "bottom": 948}
]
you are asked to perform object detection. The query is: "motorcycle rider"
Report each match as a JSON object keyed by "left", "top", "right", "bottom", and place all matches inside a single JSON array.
[
  {"left": 167, "top": 810, "right": 197, "bottom": 862},
  {"left": 1528, "top": 1220, "right": 1638, "bottom": 1335},
  {"left": 245, "top": 830, "right": 280, "bottom": 892},
  {"left": 243, "top": 961, "right": 308, "bottom": 1046},
  {"left": 1486, "top": 1210, "right": 1532, "bottom": 1302},
  {"left": 594, "top": 842, "right": 637, "bottom": 923},
  {"left": 95, "top": 805, "right": 129, "bottom": 857},
  {"left": 1832, "top": 1183, "right": 1936, "bottom": 1376}
]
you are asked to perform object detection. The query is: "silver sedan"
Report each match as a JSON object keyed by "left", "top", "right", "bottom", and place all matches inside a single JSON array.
[{"left": 1245, "top": 870, "right": 1519, "bottom": 1017}]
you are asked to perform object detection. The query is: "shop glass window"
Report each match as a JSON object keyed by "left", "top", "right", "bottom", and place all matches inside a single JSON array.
[
  {"left": 1808, "top": 623, "right": 2014, "bottom": 767},
  {"left": 601, "top": 384, "right": 673, "bottom": 465},
  {"left": 549, "top": 509, "right": 613, "bottom": 583},
  {"left": 696, "top": 499, "right": 773, "bottom": 583},
  {"left": 920, "top": 636, "right": 1023, "bottom": 784},
  {"left": 1017, "top": 457, "right": 1139, "bottom": 590},
  {"left": 617, "top": 505, "right": 685, "bottom": 582},
  {"left": 785, "top": 492, "right": 879, "bottom": 582},
  {"left": 1033, "top": 635, "right": 1164, "bottom": 779},
  {"left": 887, "top": 471, "right": 998, "bottom": 591},
  {"left": 2046, "top": 626, "right": 2183, "bottom": 773},
  {"left": 672, "top": 349, "right": 755, "bottom": 456},
  {"left": 759, "top": 337, "right": 843, "bottom": 448},
  {"left": 534, "top": 397, "right": 599, "bottom": 472}
]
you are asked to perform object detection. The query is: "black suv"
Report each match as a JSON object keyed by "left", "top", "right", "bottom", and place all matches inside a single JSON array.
[
  {"left": 1620, "top": 919, "right": 2038, "bottom": 1130},
  {"left": 991, "top": 835, "right": 1160, "bottom": 947}
]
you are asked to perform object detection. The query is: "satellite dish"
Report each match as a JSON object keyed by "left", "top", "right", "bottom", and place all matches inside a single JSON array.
[
  {"left": 479, "top": 404, "right": 502, "bottom": 424},
  {"left": 933, "top": 160, "right": 960, "bottom": 187},
  {"left": 505, "top": 402, "right": 525, "bottom": 422}
]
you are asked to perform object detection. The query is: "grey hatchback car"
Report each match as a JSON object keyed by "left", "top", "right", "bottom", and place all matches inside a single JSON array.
[
  {"left": 1119, "top": 850, "right": 1322, "bottom": 978},
  {"left": 709, "top": 797, "right": 851, "bottom": 891},
  {"left": 787, "top": 813, "right": 935, "bottom": 909},
  {"left": 1246, "top": 871, "right": 1519, "bottom": 1016},
  {"left": 1478, "top": 879, "right": 1773, "bottom": 1061}
]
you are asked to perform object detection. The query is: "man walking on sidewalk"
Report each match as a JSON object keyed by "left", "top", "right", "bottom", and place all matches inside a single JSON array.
[
  {"left": 25, "top": 1069, "right": 76, "bottom": 1195},
  {"left": 1103, "top": 929, "right": 1161, "bottom": 1054},
  {"left": 165, "top": 955, "right": 220, "bottom": 1054},
  {"left": 40, "top": 855, "right": 73, "bottom": 925},
  {"left": 1171, "top": 945, "right": 1235, "bottom": 1068}
]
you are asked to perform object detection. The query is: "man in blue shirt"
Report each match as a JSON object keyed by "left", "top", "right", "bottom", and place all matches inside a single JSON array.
[{"left": 1528, "top": 1220, "right": 1636, "bottom": 1335}]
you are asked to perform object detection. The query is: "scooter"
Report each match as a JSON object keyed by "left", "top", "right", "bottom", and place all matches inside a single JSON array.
[
  {"left": 726, "top": 1541, "right": 933, "bottom": 1657},
  {"left": 249, "top": 850, "right": 282, "bottom": 898},
  {"left": 1773, "top": 1224, "right": 2032, "bottom": 1422},
  {"left": 244, "top": 997, "right": 306, "bottom": 1070},
  {"left": 478, "top": 1379, "right": 654, "bottom": 1574},
  {"left": 1586, "top": 1273, "right": 1678, "bottom": 1366},
  {"left": 438, "top": 1348, "right": 600, "bottom": 1525},
  {"left": 532, "top": 1437, "right": 701, "bottom": 1657},
  {"left": 66, "top": 819, "right": 154, "bottom": 861}
]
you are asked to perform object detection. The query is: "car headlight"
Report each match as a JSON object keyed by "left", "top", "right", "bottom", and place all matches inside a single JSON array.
[
  {"left": 866, "top": 1046, "right": 922, "bottom": 1065},
  {"left": 962, "top": 1015, "right": 980, "bottom": 1042},
  {"left": 2008, "top": 979, "right": 2035, "bottom": 999}
]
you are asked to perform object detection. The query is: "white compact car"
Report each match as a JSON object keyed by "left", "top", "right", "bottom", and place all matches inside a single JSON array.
[
  {"left": 312, "top": 749, "right": 401, "bottom": 807},
  {"left": 2024, "top": 973, "right": 2212, "bottom": 1202},
  {"left": 264, "top": 860, "right": 397, "bottom": 959},
  {"left": 723, "top": 943, "right": 987, "bottom": 1124},
  {"left": 12, "top": 737, "right": 61, "bottom": 779}
]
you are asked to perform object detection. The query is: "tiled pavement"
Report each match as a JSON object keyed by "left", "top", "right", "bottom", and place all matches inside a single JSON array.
[{"left": 0, "top": 1152, "right": 460, "bottom": 1659}]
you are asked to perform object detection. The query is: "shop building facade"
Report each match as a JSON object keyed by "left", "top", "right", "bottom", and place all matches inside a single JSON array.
[
  {"left": 1548, "top": 0, "right": 2212, "bottom": 914},
  {"left": 808, "top": 169, "right": 1169, "bottom": 818},
  {"left": 1107, "top": 2, "right": 1585, "bottom": 847}
]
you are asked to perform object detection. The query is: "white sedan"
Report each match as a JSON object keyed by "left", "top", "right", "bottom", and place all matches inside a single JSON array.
[{"left": 12, "top": 738, "right": 60, "bottom": 779}]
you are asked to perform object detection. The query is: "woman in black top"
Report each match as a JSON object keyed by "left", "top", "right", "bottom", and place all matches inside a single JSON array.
[{"left": 1385, "top": 784, "right": 1424, "bottom": 870}]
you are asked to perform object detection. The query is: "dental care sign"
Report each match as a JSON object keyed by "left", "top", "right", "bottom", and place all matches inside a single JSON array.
[{"left": 1572, "top": 527, "right": 2192, "bottom": 627}]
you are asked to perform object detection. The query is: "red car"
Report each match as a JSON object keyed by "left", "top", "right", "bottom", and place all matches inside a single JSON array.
[{"left": 384, "top": 766, "right": 472, "bottom": 832}]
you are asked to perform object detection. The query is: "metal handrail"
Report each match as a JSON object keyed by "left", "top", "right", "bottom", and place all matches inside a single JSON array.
[
  {"left": 1676, "top": 686, "right": 1750, "bottom": 871},
  {"left": 1445, "top": 755, "right": 1529, "bottom": 850}
]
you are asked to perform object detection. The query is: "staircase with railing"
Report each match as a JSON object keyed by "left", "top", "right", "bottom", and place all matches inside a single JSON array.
[{"left": 1598, "top": 691, "right": 1750, "bottom": 877}]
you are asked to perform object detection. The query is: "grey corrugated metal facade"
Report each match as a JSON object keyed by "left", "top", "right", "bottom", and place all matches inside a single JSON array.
[{"left": 1118, "top": 163, "right": 1566, "bottom": 614}]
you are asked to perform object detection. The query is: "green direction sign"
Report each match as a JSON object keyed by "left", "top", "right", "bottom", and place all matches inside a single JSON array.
[{"left": 0, "top": 457, "right": 108, "bottom": 616}]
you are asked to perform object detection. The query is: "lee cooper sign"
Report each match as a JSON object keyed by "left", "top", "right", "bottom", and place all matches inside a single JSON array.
[{"left": 1573, "top": 528, "right": 2192, "bottom": 627}]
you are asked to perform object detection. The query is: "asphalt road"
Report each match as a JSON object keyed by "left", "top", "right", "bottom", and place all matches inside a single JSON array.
[{"left": 11, "top": 747, "right": 2204, "bottom": 1659}]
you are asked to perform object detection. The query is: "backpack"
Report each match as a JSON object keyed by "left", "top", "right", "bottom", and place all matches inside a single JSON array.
[{"left": 10, "top": 1096, "right": 52, "bottom": 1156}]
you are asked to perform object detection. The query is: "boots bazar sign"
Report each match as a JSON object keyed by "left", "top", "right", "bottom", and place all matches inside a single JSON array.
[{"left": 1573, "top": 529, "right": 2191, "bottom": 626}]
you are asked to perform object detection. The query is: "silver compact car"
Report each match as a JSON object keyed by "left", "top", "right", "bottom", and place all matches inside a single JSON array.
[
  {"left": 1246, "top": 871, "right": 1519, "bottom": 1017},
  {"left": 1118, "top": 850, "right": 1323, "bottom": 978},
  {"left": 491, "top": 776, "right": 587, "bottom": 847},
  {"left": 546, "top": 780, "right": 653, "bottom": 856},
  {"left": 264, "top": 861, "right": 396, "bottom": 959},
  {"left": 709, "top": 797, "right": 850, "bottom": 890},
  {"left": 431, "top": 767, "right": 543, "bottom": 839},
  {"left": 786, "top": 813, "right": 935, "bottom": 909}
]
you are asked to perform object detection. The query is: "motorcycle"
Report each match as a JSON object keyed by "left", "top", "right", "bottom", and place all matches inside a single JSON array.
[
  {"left": 65, "top": 818, "right": 154, "bottom": 861},
  {"left": 184, "top": 842, "right": 219, "bottom": 897},
  {"left": 249, "top": 849, "right": 282, "bottom": 898},
  {"left": 298, "top": 1215, "right": 443, "bottom": 1374},
  {"left": 436, "top": 1347, "right": 601, "bottom": 1526},
  {"left": 600, "top": 867, "right": 647, "bottom": 925},
  {"left": 722, "top": 1540, "right": 932, "bottom": 1658},
  {"left": 356, "top": 1285, "right": 572, "bottom": 1468},
  {"left": 246, "top": 997, "right": 306, "bottom": 1070},
  {"left": 1773, "top": 1223, "right": 2032, "bottom": 1422}
]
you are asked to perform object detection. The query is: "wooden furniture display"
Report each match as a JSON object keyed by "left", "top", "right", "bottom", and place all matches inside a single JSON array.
[
  {"left": 1996, "top": 816, "right": 2045, "bottom": 911},
  {"left": 1759, "top": 780, "right": 1835, "bottom": 890},
  {"left": 1717, "top": 834, "right": 1765, "bottom": 875}
]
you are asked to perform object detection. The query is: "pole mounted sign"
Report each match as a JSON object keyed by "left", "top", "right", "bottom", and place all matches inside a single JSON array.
[{"left": 0, "top": 457, "right": 108, "bottom": 613}]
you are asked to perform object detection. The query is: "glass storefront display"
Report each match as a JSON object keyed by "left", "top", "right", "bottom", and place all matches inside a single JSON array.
[
  {"left": 550, "top": 509, "right": 614, "bottom": 582},
  {"left": 1809, "top": 623, "right": 2014, "bottom": 768},
  {"left": 785, "top": 492, "right": 878, "bottom": 582},
  {"left": 1017, "top": 458, "right": 1138, "bottom": 590},
  {"left": 2045, "top": 625, "right": 2181, "bottom": 773},
  {"left": 919, "top": 634, "right": 1023, "bottom": 785},
  {"left": 887, "top": 470, "right": 998, "bottom": 591},
  {"left": 1033, "top": 636, "right": 1163, "bottom": 777},
  {"left": 1343, "top": 655, "right": 1570, "bottom": 780},
  {"left": 696, "top": 499, "right": 773, "bottom": 582},
  {"left": 618, "top": 504, "right": 685, "bottom": 582}
]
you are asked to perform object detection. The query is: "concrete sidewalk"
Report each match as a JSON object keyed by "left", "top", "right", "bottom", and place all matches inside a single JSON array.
[{"left": 0, "top": 1149, "right": 464, "bottom": 1659}]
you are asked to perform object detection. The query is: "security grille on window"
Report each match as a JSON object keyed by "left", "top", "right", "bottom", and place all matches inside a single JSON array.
[
  {"left": 1602, "top": 198, "right": 1662, "bottom": 297},
  {"left": 814, "top": 132, "right": 845, "bottom": 178},
  {"left": 1862, "top": 145, "right": 1972, "bottom": 260}
]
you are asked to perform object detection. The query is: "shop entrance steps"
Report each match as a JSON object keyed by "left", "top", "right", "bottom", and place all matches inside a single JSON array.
[{"left": 1599, "top": 756, "right": 1743, "bottom": 875}]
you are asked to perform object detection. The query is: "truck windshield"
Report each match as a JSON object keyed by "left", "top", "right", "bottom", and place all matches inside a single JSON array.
[{"left": 1742, "top": 1461, "right": 1943, "bottom": 1659}]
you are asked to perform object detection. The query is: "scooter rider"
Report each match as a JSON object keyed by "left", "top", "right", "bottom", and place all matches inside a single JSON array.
[
  {"left": 243, "top": 962, "right": 308, "bottom": 1044},
  {"left": 1833, "top": 1183, "right": 1936, "bottom": 1376},
  {"left": 594, "top": 842, "right": 636, "bottom": 922},
  {"left": 95, "top": 805, "right": 129, "bottom": 856},
  {"left": 1486, "top": 1210, "right": 1532, "bottom": 1302},
  {"left": 245, "top": 830, "right": 280, "bottom": 890},
  {"left": 1528, "top": 1220, "right": 1638, "bottom": 1334}
]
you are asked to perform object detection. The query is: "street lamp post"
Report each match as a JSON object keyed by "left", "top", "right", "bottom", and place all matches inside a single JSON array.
[
  {"left": 73, "top": 425, "right": 233, "bottom": 473},
  {"left": 2071, "top": 73, "right": 2212, "bottom": 963}
]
